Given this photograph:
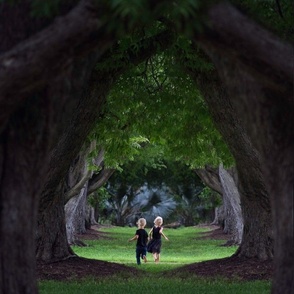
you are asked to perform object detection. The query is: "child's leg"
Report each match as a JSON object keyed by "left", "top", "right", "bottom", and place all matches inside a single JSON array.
[
  {"left": 152, "top": 252, "right": 158, "bottom": 262},
  {"left": 136, "top": 248, "right": 141, "bottom": 265},
  {"left": 142, "top": 247, "right": 147, "bottom": 263}
]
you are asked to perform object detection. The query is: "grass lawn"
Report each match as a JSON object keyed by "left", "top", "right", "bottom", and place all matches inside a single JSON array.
[
  {"left": 73, "top": 226, "right": 237, "bottom": 271},
  {"left": 39, "top": 226, "right": 271, "bottom": 293}
]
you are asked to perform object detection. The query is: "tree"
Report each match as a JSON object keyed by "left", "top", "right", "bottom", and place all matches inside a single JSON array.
[
  {"left": 36, "top": 28, "right": 175, "bottom": 262},
  {"left": 105, "top": 158, "right": 204, "bottom": 226},
  {"left": 196, "top": 165, "right": 243, "bottom": 245},
  {"left": 64, "top": 145, "right": 114, "bottom": 245},
  {"left": 189, "top": 3, "right": 293, "bottom": 293},
  {"left": 0, "top": 2, "right": 112, "bottom": 291},
  {"left": 218, "top": 164, "right": 243, "bottom": 245},
  {"left": 0, "top": 1, "right": 171, "bottom": 292}
]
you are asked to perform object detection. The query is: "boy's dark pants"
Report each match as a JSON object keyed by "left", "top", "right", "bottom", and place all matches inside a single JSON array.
[{"left": 136, "top": 246, "right": 147, "bottom": 265}]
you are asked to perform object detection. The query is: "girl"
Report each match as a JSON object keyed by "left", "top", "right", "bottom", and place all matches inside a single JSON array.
[{"left": 147, "top": 216, "right": 169, "bottom": 263}]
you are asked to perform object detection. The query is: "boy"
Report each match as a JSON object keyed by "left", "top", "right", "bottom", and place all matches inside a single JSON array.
[{"left": 128, "top": 218, "right": 148, "bottom": 265}]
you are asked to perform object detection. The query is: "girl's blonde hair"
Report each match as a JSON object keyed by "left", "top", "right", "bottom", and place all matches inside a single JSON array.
[
  {"left": 137, "top": 218, "right": 146, "bottom": 228},
  {"left": 154, "top": 216, "right": 163, "bottom": 226}
]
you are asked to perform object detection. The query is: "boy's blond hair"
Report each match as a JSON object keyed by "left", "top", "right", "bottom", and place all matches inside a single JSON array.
[
  {"left": 137, "top": 218, "right": 147, "bottom": 228},
  {"left": 154, "top": 216, "right": 163, "bottom": 226}
]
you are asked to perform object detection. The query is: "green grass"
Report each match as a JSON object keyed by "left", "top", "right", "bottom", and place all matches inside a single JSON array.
[
  {"left": 39, "top": 277, "right": 271, "bottom": 294},
  {"left": 73, "top": 227, "right": 236, "bottom": 271},
  {"left": 39, "top": 226, "right": 271, "bottom": 293}
]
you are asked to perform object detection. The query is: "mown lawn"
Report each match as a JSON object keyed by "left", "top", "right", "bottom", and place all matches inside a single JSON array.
[
  {"left": 73, "top": 226, "right": 237, "bottom": 271},
  {"left": 39, "top": 226, "right": 271, "bottom": 293}
]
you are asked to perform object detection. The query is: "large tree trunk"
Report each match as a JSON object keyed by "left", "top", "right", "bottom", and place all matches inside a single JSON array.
[
  {"left": 0, "top": 3, "right": 85, "bottom": 293},
  {"left": 0, "top": 95, "right": 51, "bottom": 294},
  {"left": 185, "top": 61, "right": 273, "bottom": 260},
  {"left": 64, "top": 146, "right": 112, "bottom": 244},
  {"left": 36, "top": 181, "right": 75, "bottom": 261},
  {"left": 36, "top": 69, "right": 111, "bottom": 261},
  {"left": 194, "top": 2, "right": 293, "bottom": 292},
  {"left": 0, "top": 1, "right": 119, "bottom": 290}
]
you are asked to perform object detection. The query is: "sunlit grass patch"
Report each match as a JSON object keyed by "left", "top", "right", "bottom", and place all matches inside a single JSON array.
[{"left": 73, "top": 226, "right": 237, "bottom": 271}]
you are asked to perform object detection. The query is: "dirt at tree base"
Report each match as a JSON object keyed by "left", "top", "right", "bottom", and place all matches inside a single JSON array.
[
  {"left": 37, "top": 225, "right": 273, "bottom": 282},
  {"left": 37, "top": 257, "right": 142, "bottom": 281},
  {"left": 164, "top": 256, "right": 272, "bottom": 281}
]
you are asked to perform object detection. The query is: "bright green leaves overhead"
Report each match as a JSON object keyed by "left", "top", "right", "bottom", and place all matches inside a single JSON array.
[{"left": 91, "top": 44, "right": 234, "bottom": 171}]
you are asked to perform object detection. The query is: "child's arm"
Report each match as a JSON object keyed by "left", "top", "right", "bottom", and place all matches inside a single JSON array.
[
  {"left": 128, "top": 235, "right": 138, "bottom": 242},
  {"left": 148, "top": 228, "right": 153, "bottom": 240},
  {"left": 161, "top": 232, "right": 169, "bottom": 241},
  {"left": 160, "top": 228, "right": 169, "bottom": 241}
]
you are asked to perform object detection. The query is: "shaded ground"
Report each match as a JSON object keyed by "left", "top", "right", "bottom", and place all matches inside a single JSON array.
[{"left": 37, "top": 225, "right": 273, "bottom": 281}]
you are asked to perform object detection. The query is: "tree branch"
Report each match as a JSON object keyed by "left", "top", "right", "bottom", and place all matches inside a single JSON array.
[
  {"left": 87, "top": 168, "right": 115, "bottom": 195},
  {"left": 195, "top": 165, "right": 222, "bottom": 195},
  {"left": 0, "top": 0, "right": 114, "bottom": 128},
  {"left": 64, "top": 169, "right": 92, "bottom": 203},
  {"left": 194, "top": 2, "right": 293, "bottom": 97}
]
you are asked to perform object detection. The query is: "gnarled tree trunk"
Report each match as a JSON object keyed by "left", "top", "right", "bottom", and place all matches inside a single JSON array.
[
  {"left": 219, "top": 164, "right": 243, "bottom": 245},
  {"left": 196, "top": 165, "right": 243, "bottom": 244},
  {"left": 185, "top": 59, "right": 273, "bottom": 260},
  {"left": 36, "top": 71, "right": 112, "bottom": 261},
  {"left": 65, "top": 184, "right": 89, "bottom": 245},
  {"left": 64, "top": 146, "right": 114, "bottom": 245},
  {"left": 194, "top": 2, "right": 293, "bottom": 292},
  {"left": 64, "top": 144, "right": 94, "bottom": 244}
]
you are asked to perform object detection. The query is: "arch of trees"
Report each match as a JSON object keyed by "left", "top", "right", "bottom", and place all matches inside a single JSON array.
[{"left": 0, "top": 1, "right": 292, "bottom": 294}]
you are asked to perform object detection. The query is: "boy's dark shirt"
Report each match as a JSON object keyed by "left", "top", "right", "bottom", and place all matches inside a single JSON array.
[{"left": 136, "top": 228, "right": 148, "bottom": 247}]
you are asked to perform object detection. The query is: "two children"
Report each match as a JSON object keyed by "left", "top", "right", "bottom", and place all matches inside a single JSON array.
[{"left": 129, "top": 216, "right": 169, "bottom": 265}]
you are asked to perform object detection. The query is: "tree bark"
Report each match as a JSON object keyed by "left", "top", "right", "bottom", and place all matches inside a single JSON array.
[
  {"left": 0, "top": 95, "right": 50, "bottom": 294},
  {"left": 36, "top": 67, "right": 111, "bottom": 261},
  {"left": 36, "top": 181, "right": 75, "bottom": 261},
  {"left": 0, "top": 3, "right": 98, "bottom": 292},
  {"left": 65, "top": 184, "right": 89, "bottom": 245},
  {"left": 185, "top": 55, "right": 274, "bottom": 260},
  {"left": 219, "top": 164, "right": 243, "bottom": 245},
  {"left": 64, "top": 145, "right": 92, "bottom": 244},
  {"left": 0, "top": 1, "right": 113, "bottom": 119},
  {"left": 195, "top": 165, "right": 243, "bottom": 243},
  {"left": 195, "top": 165, "right": 222, "bottom": 194},
  {"left": 64, "top": 145, "right": 114, "bottom": 244}
]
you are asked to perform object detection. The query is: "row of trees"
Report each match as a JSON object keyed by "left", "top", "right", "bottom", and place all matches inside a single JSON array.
[
  {"left": 99, "top": 161, "right": 219, "bottom": 227},
  {"left": 0, "top": 1, "right": 292, "bottom": 293}
]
